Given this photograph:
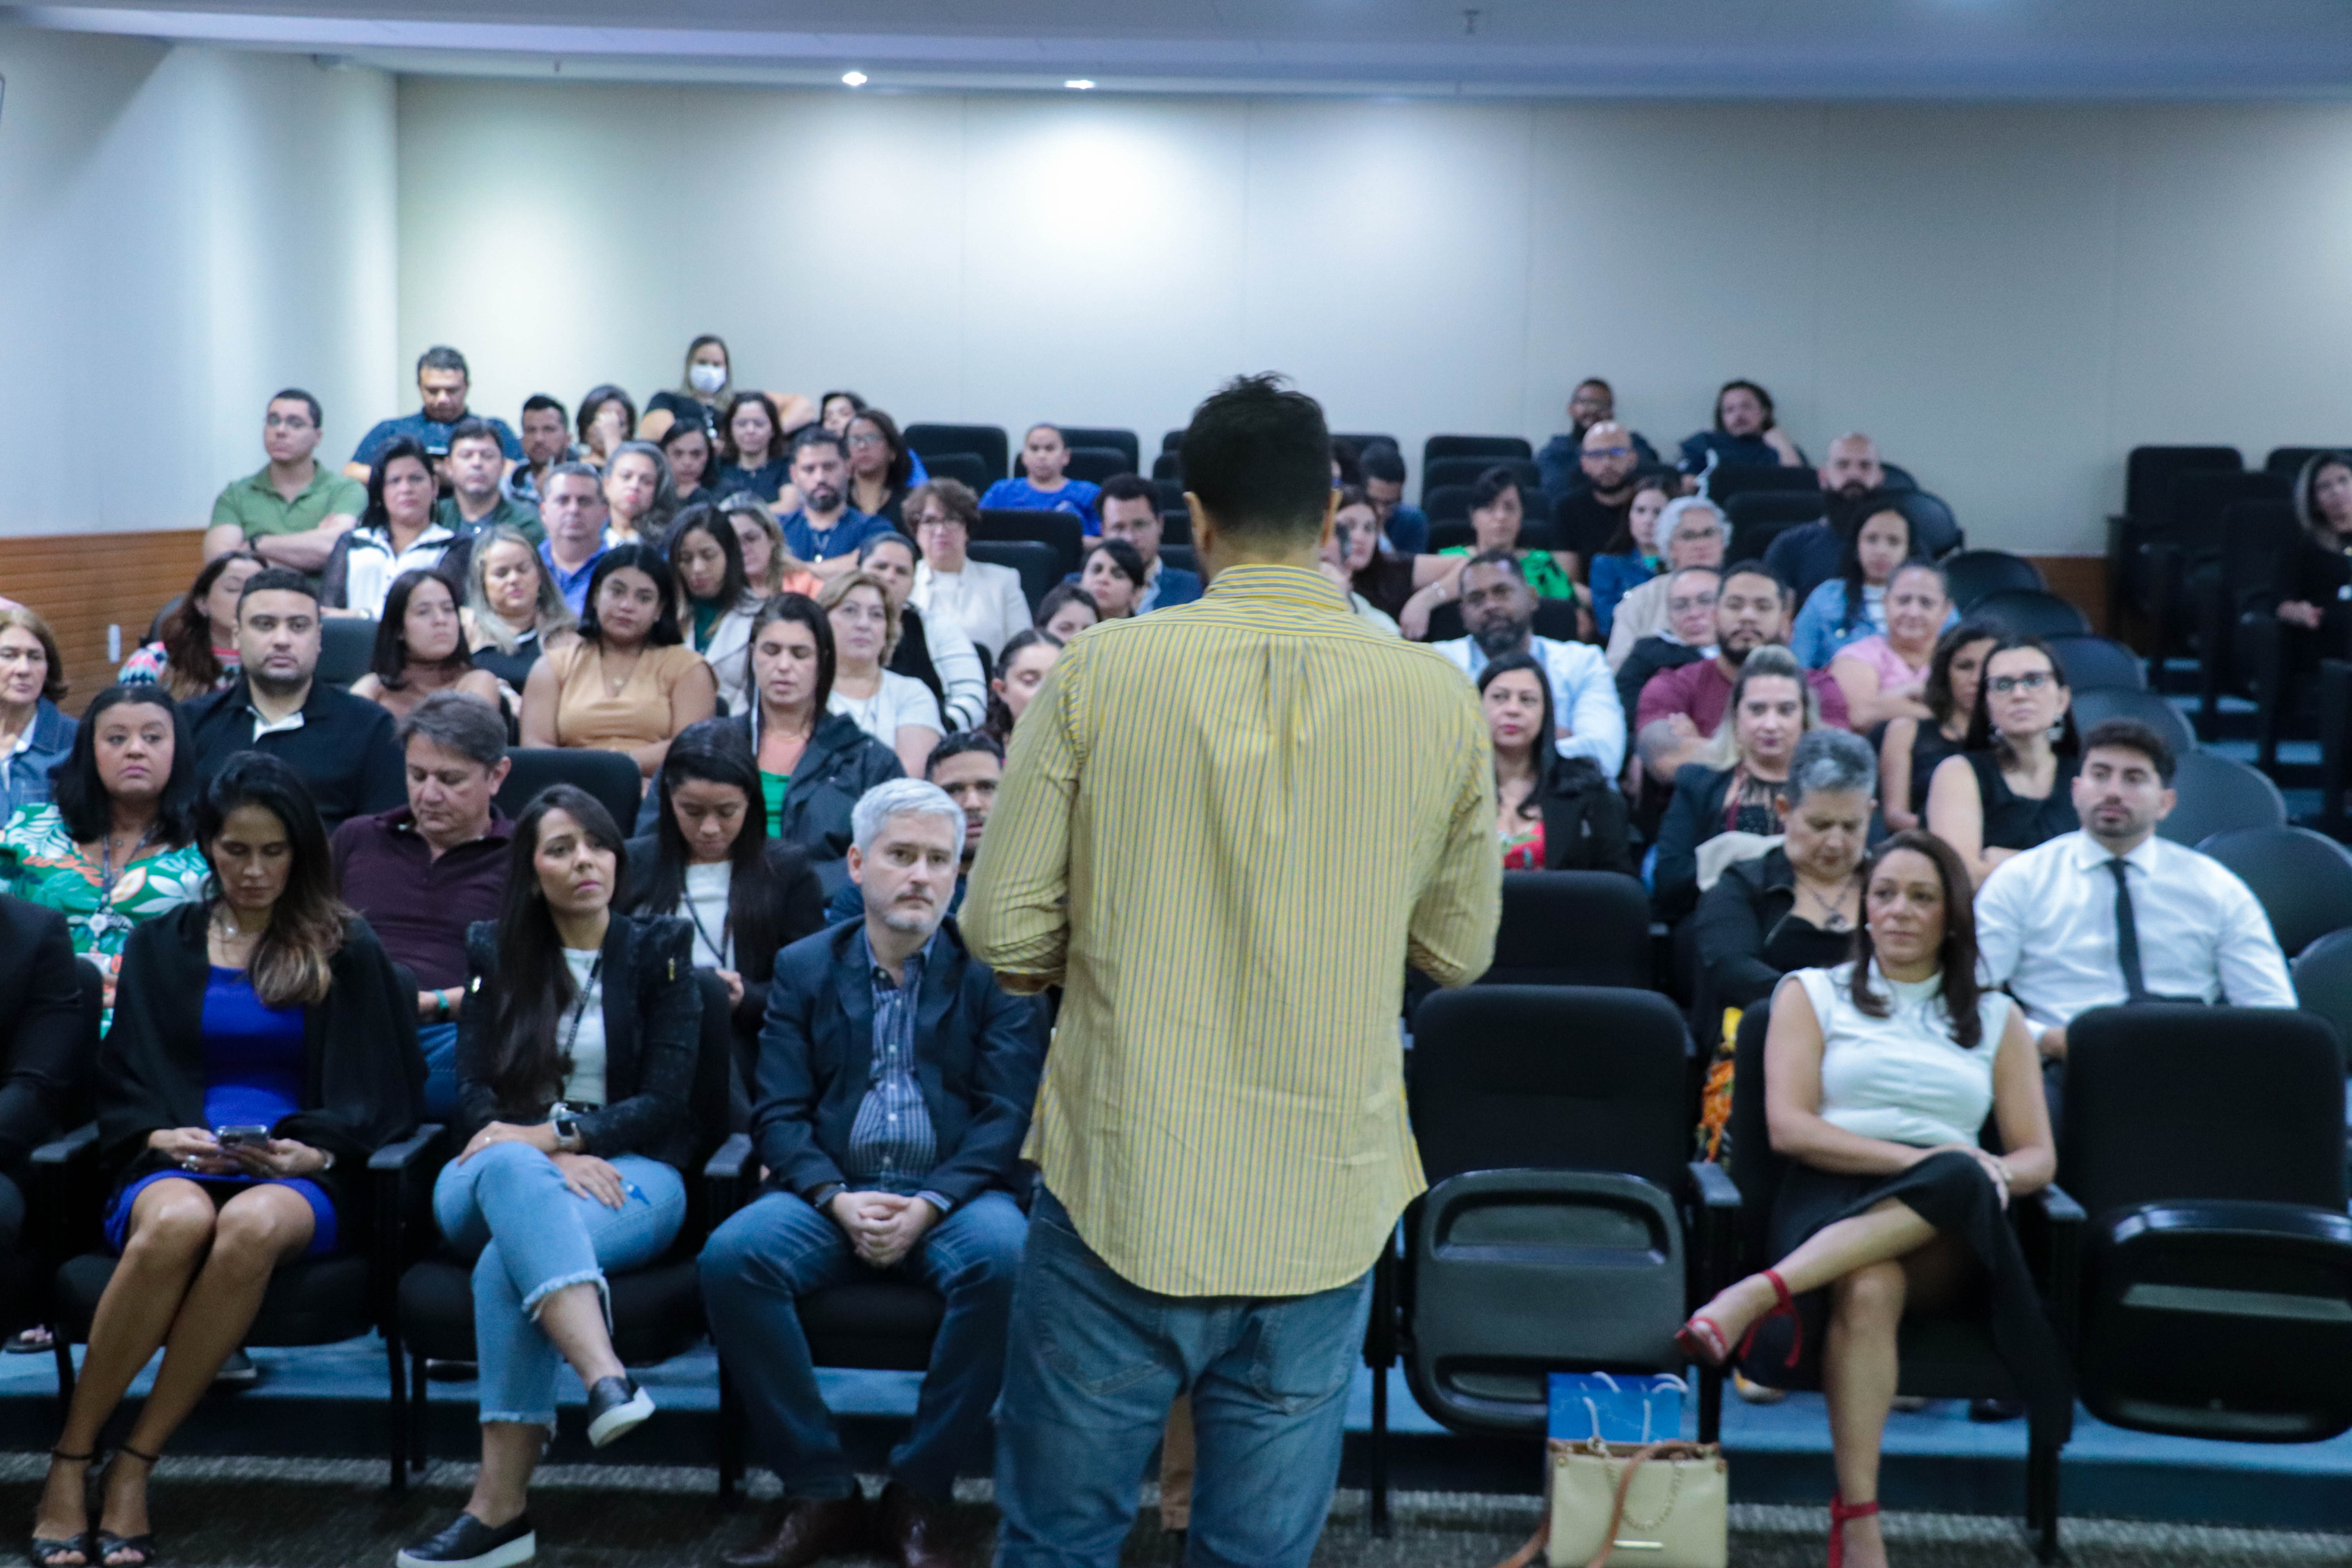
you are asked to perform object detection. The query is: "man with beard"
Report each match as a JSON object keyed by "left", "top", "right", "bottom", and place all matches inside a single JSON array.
[
  {"left": 779, "top": 427, "right": 896, "bottom": 579},
  {"left": 183, "top": 568, "right": 404, "bottom": 832},
  {"left": 1535, "top": 378, "right": 1661, "bottom": 497},
  {"left": 1551, "top": 421, "right": 1666, "bottom": 561},
  {"left": 1634, "top": 564, "right": 1849, "bottom": 786},
  {"left": 1762, "top": 433, "right": 1887, "bottom": 601},
  {"left": 1433, "top": 552, "right": 1625, "bottom": 775}
]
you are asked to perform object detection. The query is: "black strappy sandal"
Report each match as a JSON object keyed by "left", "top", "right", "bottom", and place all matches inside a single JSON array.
[
  {"left": 93, "top": 1446, "right": 158, "bottom": 1568},
  {"left": 28, "top": 1446, "right": 94, "bottom": 1568}
]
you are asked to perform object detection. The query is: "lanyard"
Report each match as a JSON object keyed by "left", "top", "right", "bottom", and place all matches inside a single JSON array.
[
  {"left": 87, "top": 825, "right": 157, "bottom": 938},
  {"left": 683, "top": 896, "right": 731, "bottom": 972},
  {"left": 561, "top": 953, "right": 604, "bottom": 1061}
]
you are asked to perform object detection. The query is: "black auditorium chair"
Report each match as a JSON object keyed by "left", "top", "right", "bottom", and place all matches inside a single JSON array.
[
  {"left": 1423, "top": 456, "right": 1541, "bottom": 497},
  {"left": 1968, "top": 589, "right": 2091, "bottom": 641},
  {"left": 1888, "top": 490, "right": 1962, "bottom": 558},
  {"left": 1725, "top": 1005, "right": 2076, "bottom": 1561},
  {"left": 1333, "top": 432, "right": 1399, "bottom": 459},
  {"left": 2155, "top": 751, "right": 2286, "bottom": 848},
  {"left": 2192, "top": 499, "right": 2300, "bottom": 749},
  {"left": 1055, "top": 426, "right": 1138, "bottom": 472},
  {"left": 2291, "top": 925, "right": 2352, "bottom": 1051},
  {"left": 1481, "top": 870, "right": 1651, "bottom": 989},
  {"left": 1703, "top": 465, "right": 1819, "bottom": 509},
  {"left": 319, "top": 616, "right": 378, "bottom": 687},
  {"left": 902, "top": 423, "right": 1008, "bottom": 482},
  {"left": 0, "top": 960, "right": 105, "bottom": 1345},
  {"left": 1423, "top": 485, "right": 1474, "bottom": 526},
  {"left": 2265, "top": 446, "right": 2347, "bottom": 480},
  {"left": 918, "top": 452, "right": 991, "bottom": 494},
  {"left": 2067, "top": 688, "right": 2194, "bottom": 757},
  {"left": 965, "top": 540, "right": 1060, "bottom": 617},
  {"left": 1363, "top": 986, "right": 1731, "bottom": 1529},
  {"left": 975, "top": 510, "right": 1084, "bottom": 580},
  {"left": 1942, "top": 550, "right": 2045, "bottom": 612},
  {"left": 396, "top": 972, "right": 746, "bottom": 1486},
  {"left": 1149, "top": 452, "right": 1183, "bottom": 485},
  {"left": 1061, "top": 446, "right": 1127, "bottom": 487},
  {"left": 2193, "top": 827, "right": 2352, "bottom": 960},
  {"left": 497, "top": 748, "right": 643, "bottom": 841},
  {"left": 2132, "top": 469, "right": 2290, "bottom": 685},
  {"left": 1878, "top": 462, "right": 1920, "bottom": 492},
  {"left": 2106, "top": 445, "right": 2241, "bottom": 650},
  {"left": 1724, "top": 488, "right": 1824, "bottom": 536},
  {"left": 1157, "top": 508, "right": 1192, "bottom": 547},
  {"left": 2061, "top": 1005, "right": 2352, "bottom": 1443},
  {"left": 1422, "top": 434, "right": 1530, "bottom": 472},
  {"left": 1159, "top": 545, "right": 1196, "bottom": 577},
  {"left": 2045, "top": 635, "right": 2144, "bottom": 693}
]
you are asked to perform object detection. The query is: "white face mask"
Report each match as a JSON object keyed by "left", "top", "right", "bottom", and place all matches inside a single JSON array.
[{"left": 688, "top": 363, "right": 726, "bottom": 395}]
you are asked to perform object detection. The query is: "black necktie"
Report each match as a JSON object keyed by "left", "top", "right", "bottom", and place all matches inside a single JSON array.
[{"left": 2107, "top": 857, "right": 2151, "bottom": 1004}]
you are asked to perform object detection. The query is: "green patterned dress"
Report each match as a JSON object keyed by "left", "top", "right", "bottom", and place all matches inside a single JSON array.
[{"left": 0, "top": 804, "right": 211, "bottom": 1023}]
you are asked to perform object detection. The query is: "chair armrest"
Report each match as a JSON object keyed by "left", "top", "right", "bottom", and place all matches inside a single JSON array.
[
  {"left": 2014, "top": 1181, "right": 2085, "bottom": 1354},
  {"left": 368, "top": 1123, "right": 445, "bottom": 1173},
  {"left": 703, "top": 1132, "right": 756, "bottom": 1226},
  {"left": 28, "top": 1123, "right": 102, "bottom": 1265},
  {"left": 367, "top": 1124, "right": 445, "bottom": 1316},
  {"left": 31, "top": 1122, "right": 99, "bottom": 1169},
  {"left": 1686, "top": 1160, "right": 1743, "bottom": 1297}
]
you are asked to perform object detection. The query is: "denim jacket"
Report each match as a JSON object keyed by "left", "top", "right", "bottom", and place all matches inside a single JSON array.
[{"left": 0, "top": 701, "right": 74, "bottom": 822}]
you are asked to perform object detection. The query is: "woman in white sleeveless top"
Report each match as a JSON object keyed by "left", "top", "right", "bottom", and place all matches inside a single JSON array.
[{"left": 1676, "top": 829, "right": 2064, "bottom": 1568}]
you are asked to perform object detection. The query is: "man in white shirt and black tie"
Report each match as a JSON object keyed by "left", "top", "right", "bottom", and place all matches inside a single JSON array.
[{"left": 1975, "top": 718, "right": 2295, "bottom": 1113}]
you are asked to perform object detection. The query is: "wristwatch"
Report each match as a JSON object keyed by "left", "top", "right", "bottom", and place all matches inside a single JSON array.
[{"left": 553, "top": 1113, "right": 583, "bottom": 1154}]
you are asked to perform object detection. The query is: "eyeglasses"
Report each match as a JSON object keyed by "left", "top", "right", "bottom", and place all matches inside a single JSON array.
[
  {"left": 263, "top": 415, "right": 315, "bottom": 431},
  {"left": 846, "top": 432, "right": 887, "bottom": 448},
  {"left": 1666, "top": 593, "right": 1719, "bottom": 613},
  {"left": 1989, "top": 672, "right": 2054, "bottom": 695},
  {"left": 1583, "top": 446, "right": 1633, "bottom": 461}
]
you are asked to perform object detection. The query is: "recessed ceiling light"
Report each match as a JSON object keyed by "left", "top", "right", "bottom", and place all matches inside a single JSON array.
[
  {"left": 842, "top": 70, "right": 867, "bottom": 87},
  {"left": 1065, "top": 79, "right": 1096, "bottom": 90}
]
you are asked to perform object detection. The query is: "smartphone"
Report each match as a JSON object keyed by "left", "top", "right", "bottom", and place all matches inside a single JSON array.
[{"left": 215, "top": 1125, "right": 272, "bottom": 1149}]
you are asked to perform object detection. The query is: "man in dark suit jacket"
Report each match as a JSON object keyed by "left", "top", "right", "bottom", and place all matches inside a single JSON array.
[
  {"left": 0, "top": 896, "right": 90, "bottom": 1255},
  {"left": 701, "top": 779, "right": 1043, "bottom": 1568}
]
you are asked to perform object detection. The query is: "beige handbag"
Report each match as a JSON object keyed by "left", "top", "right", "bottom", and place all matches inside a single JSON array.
[{"left": 1490, "top": 1437, "right": 1728, "bottom": 1568}]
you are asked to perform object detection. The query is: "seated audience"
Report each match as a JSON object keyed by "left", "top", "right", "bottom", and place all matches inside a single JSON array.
[
  {"left": 536, "top": 463, "right": 612, "bottom": 617},
  {"left": 668, "top": 505, "right": 763, "bottom": 714},
  {"left": 1535, "top": 377, "right": 1660, "bottom": 495},
  {"left": 0, "top": 610, "right": 74, "bottom": 818},
  {"left": 1432, "top": 554, "right": 1625, "bottom": 775},
  {"left": 350, "top": 571, "right": 505, "bottom": 721},
  {"left": 845, "top": 409, "right": 918, "bottom": 528},
  {"left": 1094, "top": 475, "right": 1203, "bottom": 612},
  {"left": 908, "top": 480, "right": 1034, "bottom": 661},
  {"left": 1678, "top": 830, "right": 2065, "bottom": 1568},
  {"left": 349, "top": 345, "right": 521, "bottom": 477},
  {"left": 659, "top": 418, "right": 719, "bottom": 510},
  {"left": 603, "top": 441, "right": 677, "bottom": 547},
  {"left": 981, "top": 424, "right": 1102, "bottom": 527},
  {"left": 1878, "top": 621, "right": 1997, "bottom": 833},
  {"left": 780, "top": 429, "right": 896, "bottom": 575},
  {"left": 1790, "top": 502, "right": 1940, "bottom": 669},
  {"left": 725, "top": 495, "right": 822, "bottom": 601},
  {"left": 823, "top": 730, "right": 1005, "bottom": 925},
  {"left": 714, "top": 392, "right": 793, "bottom": 504},
  {"left": 700, "top": 778, "right": 1043, "bottom": 1568},
  {"left": 732, "top": 595, "right": 905, "bottom": 893},
  {"left": 2268, "top": 450, "right": 2352, "bottom": 661},
  {"left": 184, "top": 570, "right": 404, "bottom": 833},
  {"left": 330, "top": 437, "right": 458, "bottom": 620},
  {"left": 1550, "top": 421, "right": 1657, "bottom": 564},
  {"left": 122, "top": 552, "right": 265, "bottom": 700},
  {"left": 621, "top": 720, "right": 825, "bottom": 1044},
  {"left": 1925, "top": 634, "right": 2080, "bottom": 886},
  {"left": 1652, "top": 645, "right": 1817, "bottom": 919},
  {"left": 639, "top": 334, "right": 733, "bottom": 443},
  {"left": 1828, "top": 562, "right": 1957, "bottom": 730},
  {"left": 331, "top": 691, "right": 512, "bottom": 1121},
  {"left": 982, "top": 630, "right": 1063, "bottom": 744},
  {"left": 1679, "top": 377, "right": 1805, "bottom": 474},
  {"left": 434, "top": 417, "right": 542, "bottom": 547},
  {"left": 1414, "top": 469, "right": 1583, "bottom": 632},
  {"left": 521, "top": 545, "right": 717, "bottom": 780},
  {"left": 1359, "top": 441, "right": 1430, "bottom": 555},
  {"left": 1034, "top": 584, "right": 1100, "bottom": 643},
  {"left": 1078, "top": 539, "right": 1149, "bottom": 621},
  {"left": 1479, "top": 654, "right": 1632, "bottom": 873},
  {"left": 1614, "top": 565, "right": 1719, "bottom": 726},
  {"left": 399, "top": 785, "right": 695, "bottom": 1568},
  {"left": 0, "top": 684, "right": 209, "bottom": 1018},
  {"left": 1763, "top": 435, "right": 1890, "bottom": 603},
  {"left": 32, "top": 753, "right": 416, "bottom": 1568},
  {"left": 505, "top": 395, "right": 573, "bottom": 510},
  {"left": 575, "top": 384, "right": 637, "bottom": 471},
  {"left": 462, "top": 523, "right": 579, "bottom": 693},
  {"left": 821, "top": 571, "right": 944, "bottom": 779},
  {"left": 1590, "top": 478, "right": 1674, "bottom": 640},
  {"left": 1637, "top": 566, "right": 1849, "bottom": 788},
  {"left": 1322, "top": 489, "right": 1403, "bottom": 635},
  {"left": 857, "top": 533, "right": 987, "bottom": 732},
  {"left": 1606, "top": 497, "right": 1731, "bottom": 667},
  {"left": 1690, "top": 730, "right": 1876, "bottom": 1160},
  {"left": 1975, "top": 720, "right": 2295, "bottom": 1112},
  {"left": 818, "top": 390, "right": 867, "bottom": 436},
  {"left": 203, "top": 389, "right": 365, "bottom": 569}
]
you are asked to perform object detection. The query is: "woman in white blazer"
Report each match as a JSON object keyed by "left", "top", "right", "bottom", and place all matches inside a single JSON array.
[{"left": 904, "top": 479, "right": 1033, "bottom": 663}]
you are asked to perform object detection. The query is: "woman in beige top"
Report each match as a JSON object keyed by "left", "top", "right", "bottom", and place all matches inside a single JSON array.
[{"left": 521, "top": 544, "right": 716, "bottom": 779}]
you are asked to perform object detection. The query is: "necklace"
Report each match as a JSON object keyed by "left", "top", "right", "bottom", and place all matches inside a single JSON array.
[
  {"left": 1796, "top": 879, "right": 1854, "bottom": 932},
  {"left": 599, "top": 645, "right": 642, "bottom": 695}
]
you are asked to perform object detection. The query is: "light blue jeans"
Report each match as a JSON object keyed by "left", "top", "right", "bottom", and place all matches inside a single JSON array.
[{"left": 432, "top": 1141, "right": 686, "bottom": 1428}]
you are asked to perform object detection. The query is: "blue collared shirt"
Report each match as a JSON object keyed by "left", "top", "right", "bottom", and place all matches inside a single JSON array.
[
  {"left": 351, "top": 410, "right": 523, "bottom": 467},
  {"left": 779, "top": 507, "right": 895, "bottom": 563},
  {"left": 540, "top": 539, "right": 610, "bottom": 615},
  {"left": 846, "top": 927, "right": 950, "bottom": 1210}
]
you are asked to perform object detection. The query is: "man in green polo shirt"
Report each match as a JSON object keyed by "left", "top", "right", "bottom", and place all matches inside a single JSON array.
[
  {"left": 431, "top": 417, "right": 543, "bottom": 545},
  {"left": 203, "top": 388, "right": 367, "bottom": 570}
]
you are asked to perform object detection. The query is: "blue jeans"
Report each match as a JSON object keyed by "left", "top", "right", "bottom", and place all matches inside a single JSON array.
[
  {"left": 993, "top": 1188, "right": 1373, "bottom": 1568},
  {"left": 699, "top": 1188, "right": 1027, "bottom": 1502},
  {"left": 417, "top": 1022, "right": 460, "bottom": 1122},
  {"left": 432, "top": 1142, "right": 686, "bottom": 1428}
]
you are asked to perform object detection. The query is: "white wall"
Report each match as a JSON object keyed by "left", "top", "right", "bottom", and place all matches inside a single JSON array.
[
  {"left": 0, "top": 28, "right": 397, "bottom": 537},
  {"left": 393, "top": 81, "right": 2352, "bottom": 554}
]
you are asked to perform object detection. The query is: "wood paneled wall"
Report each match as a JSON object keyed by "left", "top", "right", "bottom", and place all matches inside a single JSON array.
[
  {"left": 0, "top": 531, "right": 206, "bottom": 708},
  {"left": 2027, "top": 555, "right": 2109, "bottom": 638}
]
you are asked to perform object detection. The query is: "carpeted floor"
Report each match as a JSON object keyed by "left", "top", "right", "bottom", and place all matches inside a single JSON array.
[{"left": 0, "top": 1456, "right": 2343, "bottom": 1567}]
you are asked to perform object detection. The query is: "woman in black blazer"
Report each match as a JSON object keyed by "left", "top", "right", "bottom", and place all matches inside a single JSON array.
[
  {"left": 34, "top": 754, "right": 417, "bottom": 1568},
  {"left": 402, "top": 783, "right": 700, "bottom": 1568},
  {"left": 1477, "top": 653, "right": 1635, "bottom": 875},
  {"left": 0, "top": 895, "right": 86, "bottom": 1255}
]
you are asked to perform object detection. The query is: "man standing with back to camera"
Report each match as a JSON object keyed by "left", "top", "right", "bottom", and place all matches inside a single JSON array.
[{"left": 967, "top": 374, "right": 1501, "bottom": 1567}]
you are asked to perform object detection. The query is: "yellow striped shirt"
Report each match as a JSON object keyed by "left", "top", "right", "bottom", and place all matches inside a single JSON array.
[{"left": 963, "top": 563, "right": 1500, "bottom": 1296}]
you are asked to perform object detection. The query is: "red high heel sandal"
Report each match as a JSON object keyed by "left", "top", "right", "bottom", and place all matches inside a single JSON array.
[
  {"left": 1673, "top": 1268, "right": 1801, "bottom": 1371},
  {"left": 1827, "top": 1492, "right": 1879, "bottom": 1568}
]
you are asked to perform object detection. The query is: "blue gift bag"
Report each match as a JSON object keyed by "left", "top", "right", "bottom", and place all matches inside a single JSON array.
[{"left": 1546, "top": 1371, "right": 1689, "bottom": 1445}]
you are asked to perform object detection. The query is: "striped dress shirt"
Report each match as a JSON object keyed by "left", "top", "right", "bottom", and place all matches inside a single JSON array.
[{"left": 964, "top": 563, "right": 1501, "bottom": 1297}]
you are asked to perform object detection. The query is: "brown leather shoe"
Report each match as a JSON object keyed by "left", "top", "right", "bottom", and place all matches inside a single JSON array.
[
  {"left": 875, "top": 1479, "right": 974, "bottom": 1568},
  {"left": 720, "top": 1491, "right": 871, "bottom": 1568}
]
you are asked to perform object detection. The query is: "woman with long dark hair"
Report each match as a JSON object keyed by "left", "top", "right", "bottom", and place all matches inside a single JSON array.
[
  {"left": 575, "top": 385, "right": 638, "bottom": 472},
  {"left": 332, "top": 436, "right": 452, "bottom": 619},
  {"left": 32, "top": 753, "right": 416, "bottom": 1568},
  {"left": 1679, "top": 830, "right": 2062, "bottom": 1568},
  {"left": 981, "top": 628, "right": 1063, "bottom": 744},
  {"left": 350, "top": 570, "right": 504, "bottom": 720},
  {"left": 400, "top": 785, "right": 697, "bottom": 1568},
  {"left": 731, "top": 595, "right": 902, "bottom": 891},
  {"left": 844, "top": 408, "right": 918, "bottom": 527},
  {"left": 521, "top": 544, "right": 717, "bottom": 780},
  {"left": 659, "top": 419, "right": 718, "bottom": 510},
  {"left": 2269, "top": 450, "right": 2352, "bottom": 660},
  {"left": 1476, "top": 653, "right": 1632, "bottom": 873},
  {"left": 1925, "top": 634, "right": 2080, "bottom": 886},
  {"left": 1791, "top": 501, "right": 1923, "bottom": 669},
  {"left": 120, "top": 551, "right": 265, "bottom": 701},
  {"left": 1588, "top": 478, "right": 1673, "bottom": 641},
  {"left": 666, "top": 505, "right": 762, "bottom": 714},
  {"left": 713, "top": 392, "right": 792, "bottom": 504}
]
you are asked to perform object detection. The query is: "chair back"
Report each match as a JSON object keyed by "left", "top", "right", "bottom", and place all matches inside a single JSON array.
[
  {"left": 975, "top": 509, "right": 1084, "bottom": 579},
  {"left": 1486, "top": 871, "right": 1651, "bottom": 989},
  {"left": 2217, "top": 500, "right": 2301, "bottom": 612},
  {"left": 903, "top": 423, "right": 1008, "bottom": 481},
  {"left": 1703, "top": 465, "right": 1820, "bottom": 508},
  {"left": 1424, "top": 456, "right": 1540, "bottom": 498},
  {"left": 2165, "top": 470, "right": 2289, "bottom": 553},
  {"left": 1425, "top": 486, "right": 1473, "bottom": 526},
  {"left": 2266, "top": 445, "right": 2350, "bottom": 479},
  {"left": 2194, "top": 827, "right": 2352, "bottom": 958},
  {"left": 496, "top": 748, "right": 644, "bottom": 840},
  {"left": 2069, "top": 687, "right": 2195, "bottom": 757},
  {"left": 2290, "top": 926, "right": 2352, "bottom": 1070},
  {"left": 1942, "top": 550, "right": 2045, "bottom": 610},
  {"left": 1878, "top": 461, "right": 1920, "bottom": 492},
  {"left": 1422, "top": 434, "right": 1531, "bottom": 471},
  {"left": 2155, "top": 751, "right": 2285, "bottom": 846},
  {"left": 1062, "top": 446, "right": 1127, "bottom": 487},
  {"left": 1725, "top": 1003, "right": 1784, "bottom": 1272},
  {"left": 2045, "top": 634, "right": 2143, "bottom": 692},
  {"left": 319, "top": 617, "right": 378, "bottom": 687},
  {"left": 1723, "top": 489, "right": 1823, "bottom": 534},
  {"left": 1333, "top": 432, "right": 1399, "bottom": 459},
  {"left": 1968, "top": 588, "right": 2091, "bottom": 640},
  {"left": 965, "top": 539, "right": 1060, "bottom": 616},
  {"left": 920, "top": 451, "right": 991, "bottom": 493},
  {"left": 1055, "top": 426, "right": 1139, "bottom": 472},
  {"left": 2125, "top": 445, "right": 2240, "bottom": 522},
  {"left": 1889, "top": 490, "right": 1962, "bottom": 558}
]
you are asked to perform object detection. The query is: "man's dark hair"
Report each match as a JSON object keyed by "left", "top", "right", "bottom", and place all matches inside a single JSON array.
[
  {"left": 2081, "top": 718, "right": 2177, "bottom": 785},
  {"left": 791, "top": 426, "right": 848, "bottom": 463},
  {"left": 542, "top": 459, "right": 603, "bottom": 495},
  {"left": 857, "top": 529, "right": 916, "bottom": 565},
  {"left": 417, "top": 345, "right": 470, "bottom": 380},
  {"left": 1469, "top": 465, "right": 1526, "bottom": 515},
  {"left": 521, "top": 393, "right": 568, "bottom": 422},
  {"left": 397, "top": 688, "right": 509, "bottom": 770},
  {"left": 1359, "top": 441, "right": 1407, "bottom": 486},
  {"left": 446, "top": 416, "right": 502, "bottom": 453},
  {"left": 268, "top": 388, "right": 322, "bottom": 428},
  {"left": 926, "top": 730, "right": 1005, "bottom": 779},
  {"left": 1577, "top": 376, "right": 1614, "bottom": 397},
  {"left": 1463, "top": 548, "right": 1528, "bottom": 583},
  {"left": 1714, "top": 377, "right": 1777, "bottom": 433},
  {"left": 1178, "top": 374, "right": 1332, "bottom": 543},
  {"left": 1719, "top": 558, "right": 1791, "bottom": 607},
  {"left": 1098, "top": 473, "right": 1154, "bottom": 508},
  {"left": 237, "top": 567, "right": 318, "bottom": 612}
]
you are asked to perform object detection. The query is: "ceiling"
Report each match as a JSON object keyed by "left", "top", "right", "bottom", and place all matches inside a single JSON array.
[{"left": 12, "top": 0, "right": 2352, "bottom": 99}]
